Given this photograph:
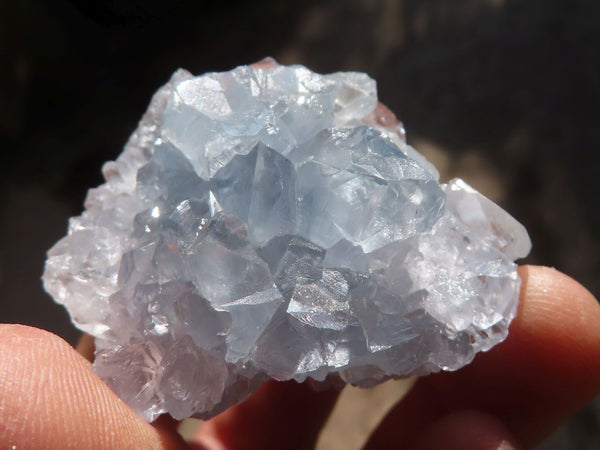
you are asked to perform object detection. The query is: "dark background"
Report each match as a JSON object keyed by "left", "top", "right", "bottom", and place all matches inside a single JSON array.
[{"left": 1, "top": 0, "right": 599, "bottom": 448}]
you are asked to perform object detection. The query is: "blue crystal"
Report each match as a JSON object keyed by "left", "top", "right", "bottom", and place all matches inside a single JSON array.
[{"left": 43, "top": 59, "right": 531, "bottom": 421}]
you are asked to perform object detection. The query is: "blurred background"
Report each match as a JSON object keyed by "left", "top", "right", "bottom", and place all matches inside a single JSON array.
[{"left": 1, "top": 0, "right": 599, "bottom": 448}]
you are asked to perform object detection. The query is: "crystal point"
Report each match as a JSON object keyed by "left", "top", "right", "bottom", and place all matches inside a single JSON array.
[{"left": 43, "top": 59, "right": 530, "bottom": 421}]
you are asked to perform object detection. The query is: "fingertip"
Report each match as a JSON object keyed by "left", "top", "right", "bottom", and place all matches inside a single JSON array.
[
  {"left": 513, "top": 265, "right": 600, "bottom": 387},
  {"left": 517, "top": 265, "right": 600, "bottom": 335},
  {"left": 0, "top": 323, "right": 74, "bottom": 350},
  {"left": 0, "top": 324, "right": 185, "bottom": 450},
  {"left": 76, "top": 333, "right": 95, "bottom": 362},
  {"left": 364, "top": 266, "right": 600, "bottom": 449}
]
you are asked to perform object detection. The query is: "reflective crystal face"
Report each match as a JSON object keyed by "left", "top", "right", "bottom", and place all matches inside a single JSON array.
[{"left": 43, "top": 59, "right": 531, "bottom": 421}]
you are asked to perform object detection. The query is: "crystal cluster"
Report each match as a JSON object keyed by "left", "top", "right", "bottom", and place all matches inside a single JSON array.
[{"left": 43, "top": 58, "right": 531, "bottom": 421}]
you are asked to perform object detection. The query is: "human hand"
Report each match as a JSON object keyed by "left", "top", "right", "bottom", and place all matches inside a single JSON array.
[{"left": 1, "top": 265, "right": 599, "bottom": 449}]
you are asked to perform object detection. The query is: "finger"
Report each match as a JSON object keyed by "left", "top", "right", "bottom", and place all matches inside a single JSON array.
[
  {"left": 0, "top": 324, "right": 187, "bottom": 450},
  {"left": 76, "top": 333, "right": 95, "bottom": 362},
  {"left": 412, "top": 410, "right": 522, "bottom": 450},
  {"left": 365, "top": 265, "right": 600, "bottom": 449},
  {"left": 193, "top": 379, "right": 340, "bottom": 450}
]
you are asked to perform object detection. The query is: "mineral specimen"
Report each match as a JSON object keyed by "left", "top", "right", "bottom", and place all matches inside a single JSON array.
[{"left": 43, "top": 58, "right": 531, "bottom": 421}]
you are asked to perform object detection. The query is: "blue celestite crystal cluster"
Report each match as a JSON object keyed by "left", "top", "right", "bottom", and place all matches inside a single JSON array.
[{"left": 43, "top": 58, "right": 531, "bottom": 421}]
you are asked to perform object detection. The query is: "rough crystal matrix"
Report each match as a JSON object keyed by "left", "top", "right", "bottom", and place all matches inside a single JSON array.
[{"left": 43, "top": 58, "right": 531, "bottom": 421}]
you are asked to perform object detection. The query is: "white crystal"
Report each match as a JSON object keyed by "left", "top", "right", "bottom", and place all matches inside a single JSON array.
[{"left": 43, "top": 58, "right": 531, "bottom": 421}]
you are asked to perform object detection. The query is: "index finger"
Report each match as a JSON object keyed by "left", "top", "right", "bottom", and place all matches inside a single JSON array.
[{"left": 364, "top": 265, "right": 600, "bottom": 449}]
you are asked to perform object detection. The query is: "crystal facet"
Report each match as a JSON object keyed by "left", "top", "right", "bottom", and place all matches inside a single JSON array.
[{"left": 43, "top": 58, "right": 531, "bottom": 421}]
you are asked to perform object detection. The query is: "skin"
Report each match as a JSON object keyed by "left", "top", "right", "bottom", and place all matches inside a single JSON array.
[{"left": 0, "top": 265, "right": 599, "bottom": 449}]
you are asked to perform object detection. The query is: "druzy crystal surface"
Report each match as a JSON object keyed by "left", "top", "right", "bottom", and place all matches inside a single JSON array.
[{"left": 43, "top": 59, "right": 531, "bottom": 421}]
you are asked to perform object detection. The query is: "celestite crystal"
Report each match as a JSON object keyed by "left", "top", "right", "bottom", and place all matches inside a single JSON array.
[{"left": 43, "top": 58, "right": 531, "bottom": 421}]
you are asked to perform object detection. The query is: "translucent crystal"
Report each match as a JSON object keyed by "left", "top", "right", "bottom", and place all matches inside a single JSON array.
[{"left": 43, "top": 58, "right": 531, "bottom": 421}]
